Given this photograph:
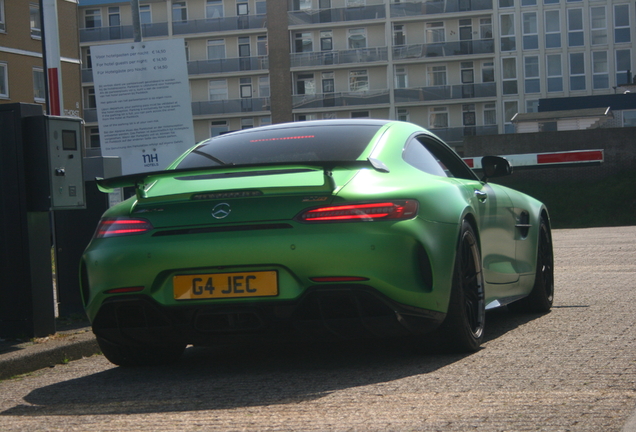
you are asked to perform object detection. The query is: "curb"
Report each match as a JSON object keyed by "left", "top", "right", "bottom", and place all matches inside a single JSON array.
[{"left": 0, "top": 329, "right": 99, "bottom": 381}]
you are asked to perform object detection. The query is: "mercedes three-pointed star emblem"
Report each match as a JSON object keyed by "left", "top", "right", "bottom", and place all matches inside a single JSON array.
[{"left": 211, "top": 203, "right": 231, "bottom": 219}]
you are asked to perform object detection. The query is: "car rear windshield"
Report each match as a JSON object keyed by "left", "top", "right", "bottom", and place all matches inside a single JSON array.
[{"left": 175, "top": 124, "right": 383, "bottom": 169}]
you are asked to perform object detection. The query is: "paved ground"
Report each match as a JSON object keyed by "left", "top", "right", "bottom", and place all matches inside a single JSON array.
[{"left": 0, "top": 226, "right": 634, "bottom": 431}]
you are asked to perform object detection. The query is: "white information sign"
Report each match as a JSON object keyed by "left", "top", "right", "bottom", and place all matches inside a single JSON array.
[{"left": 91, "top": 40, "right": 195, "bottom": 175}]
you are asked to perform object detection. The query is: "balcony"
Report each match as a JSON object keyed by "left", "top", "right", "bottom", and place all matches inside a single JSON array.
[
  {"left": 292, "top": 90, "right": 390, "bottom": 109},
  {"left": 290, "top": 47, "right": 388, "bottom": 68},
  {"left": 191, "top": 97, "right": 270, "bottom": 116},
  {"left": 394, "top": 82, "right": 496, "bottom": 102},
  {"left": 288, "top": 4, "right": 386, "bottom": 26},
  {"left": 390, "top": 0, "right": 493, "bottom": 17},
  {"left": 84, "top": 108, "right": 98, "bottom": 123},
  {"left": 188, "top": 56, "right": 269, "bottom": 75},
  {"left": 79, "top": 23, "right": 168, "bottom": 43},
  {"left": 428, "top": 125, "right": 499, "bottom": 143},
  {"left": 393, "top": 39, "right": 494, "bottom": 61},
  {"left": 172, "top": 15, "right": 266, "bottom": 35}
]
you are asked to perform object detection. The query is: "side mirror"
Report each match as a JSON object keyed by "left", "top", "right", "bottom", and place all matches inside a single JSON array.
[{"left": 481, "top": 155, "right": 512, "bottom": 182}]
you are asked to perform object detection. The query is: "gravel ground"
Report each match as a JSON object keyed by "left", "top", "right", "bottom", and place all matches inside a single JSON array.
[{"left": 0, "top": 226, "right": 635, "bottom": 431}]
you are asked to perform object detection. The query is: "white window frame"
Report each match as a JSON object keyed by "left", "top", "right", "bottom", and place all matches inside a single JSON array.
[
  {"left": 172, "top": 1, "right": 187, "bottom": 22},
  {"left": 349, "top": 69, "right": 369, "bottom": 92},
  {"left": 569, "top": 52, "right": 586, "bottom": 91},
  {"left": 258, "top": 76, "right": 270, "bottom": 98},
  {"left": 85, "top": 9, "right": 102, "bottom": 28},
  {"left": 616, "top": 49, "right": 632, "bottom": 85},
  {"left": 547, "top": 54, "right": 563, "bottom": 92},
  {"left": 30, "top": 3, "right": 41, "bottom": 38},
  {"left": 567, "top": 9, "right": 584, "bottom": 47},
  {"left": 207, "top": 39, "right": 226, "bottom": 60},
  {"left": 590, "top": 7, "right": 607, "bottom": 45},
  {"left": 208, "top": 79, "right": 228, "bottom": 101},
  {"left": 524, "top": 56, "right": 540, "bottom": 93},
  {"left": 210, "top": 120, "right": 228, "bottom": 137},
  {"left": 139, "top": 4, "right": 152, "bottom": 24},
  {"left": 0, "top": 62, "right": 8, "bottom": 98},
  {"left": 429, "top": 106, "right": 448, "bottom": 129},
  {"left": 206, "top": 0, "right": 224, "bottom": 19},
  {"left": 393, "top": 24, "right": 406, "bottom": 46},
  {"left": 479, "top": 18, "right": 492, "bottom": 39},
  {"left": 502, "top": 57, "right": 518, "bottom": 95},
  {"left": 427, "top": 65, "right": 447, "bottom": 86},
  {"left": 33, "top": 67, "right": 45, "bottom": 102},
  {"left": 545, "top": 10, "right": 561, "bottom": 49},
  {"left": 397, "top": 108, "right": 410, "bottom": 122},
  {"left": 522, "top": 12, "right": 538, "bottom": 50},
  {"left": 0, "top": 0, "right": 6, "bottom": 32},
  {"left": 500, "top": 14, "right": 515, "bottom": 51},
  {"left": 395, "top": 66, "right": 408, "bottom": 89},
  {"left": 426, "top": 22, "right": 445, "bottom": 43},
  {"left": 592, "top": 51, "right": 609, "bottom": 89},
  {"left": 483, "top": 103, "right": 496, "bottom": 125},
  {"left": 614, "top": 4, "right": 631, "bottom": 44},
  {"left": 348, "top": 28, "right": 367, "bottom": 49}
]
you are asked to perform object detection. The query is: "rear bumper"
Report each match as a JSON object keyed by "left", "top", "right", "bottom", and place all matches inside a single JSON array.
[{"left": 92, "top": 285, "right": 446, "bottom": 347}]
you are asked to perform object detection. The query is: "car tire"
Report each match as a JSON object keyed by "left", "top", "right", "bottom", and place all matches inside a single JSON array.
[
  {"left": 433, "top": 221, "right": 486, "bottom": 353},
  {"left": 508, "top": 217, "right": 554, "bottom": 314},
  {"left": 96, "top": 336, "right": 186, "bottom": 367}
]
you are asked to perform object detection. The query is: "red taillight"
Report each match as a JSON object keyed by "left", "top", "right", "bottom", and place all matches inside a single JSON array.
[
  {"left": 95, "top": 218, "right": 153, "bottom": 238},
  {"left": 298, "top": 200, "right": 418, "bottom": 223}
]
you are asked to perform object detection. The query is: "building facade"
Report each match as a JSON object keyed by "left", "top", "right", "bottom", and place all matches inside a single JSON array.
[
  {"left": 78, "top": 0, "right": 635, "bottom": 154},
  {"left": 0, "top": 0, "right": 82, "bottom": 118}
]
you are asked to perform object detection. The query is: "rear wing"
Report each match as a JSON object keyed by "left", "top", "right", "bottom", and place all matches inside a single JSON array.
[{"left": 96, "top": 158, "right": 389, "bottom": 199}]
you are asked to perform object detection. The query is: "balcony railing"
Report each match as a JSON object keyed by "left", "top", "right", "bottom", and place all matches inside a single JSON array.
[
  {"left": 84, "top": 108, "right": 98, "bottom": 123},
  {"left": 188, "top": 56, "right": 269, "bottom": 75},
  {"left": 428, "top": 125, "right": 499, "bottom": 143},
  {"left": 290, "top": 47, "right": 388, "bottom": 68},
  {"left": 390, "top": 0, "right": 493, "bottom": 17},
  {"left": 292, "top": 90, "right": 390, "bottom": 109},
  {"left": 394, "top": 82, "right": 496, "bottom": 102},
  {"left": 172, "top": 15, "right": 266, "bottom": 35},
  {"left": 79, "top": 23, "right": 169, "bottom": 43},
  {"left": 393, "top": 39, "right": 494, "bottom": 61},
  {"left": 191, "top": 97, "right": 270, "bottom": 116},
  {"left": 288, "top": 4, "right": 386, "bottom": 25}
]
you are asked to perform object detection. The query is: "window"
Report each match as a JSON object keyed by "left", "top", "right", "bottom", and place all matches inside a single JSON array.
[
  {"left": 524, "top": 56, "right": 540, "bottom": 93},
  {"left": 0, "top": 0, "right": 6, "bottom": 32},
  {"left": 320, "top": 30, "right": 333, "bottom": 51},
  {"left": 33, "top": 68, "right": 45, "bottom": 102},
  {"left": 499, "top": 0, "right": 513, "bottom": 8},
  {"left": 502, "top": 57, "right": 517, "bottom": 95},
  {"left": 404, "top": 136, "right": 478, "bottom": 180},
  {"left": 482, "top": 61, "right": 494, "bottom": 83},
  {"left": 463, "top": 104, "right": 476, "bottom": 126},
  {"left": 322, "top": 72, "right": 334, "bottom": 93},
  {"left": 295, "top": 32, "right": 313, "bottom": 53},
  {"left": 346, "top": 0, "right": 365, "bottom": 7},
  {"left": 206, "top": 0, "right": 223, "bottom": 18},
  {"left": 567, "top": 9, "right": 584, "bottom": 47},
  {"left": 545, "top": 10, "right": 561, "bottom": 48},
  {"left": 522, "top": 0, "right": 536, "bottom": 5},
  {"left": 592, "top": 51, "right": 609, "bottom": 89},
  {"left": 237, "top": 1, "right": 249, "bottom": 16},
  {"left": 393, "top": 24, "right": 406, "bottom": 46},
  {"left": 293, "top": 0, "right": 312, "bottom": 10},
  {"left": 30, "top": 3, "right": 41, "bottom": 38},
  {"left": 426, "top": 22, "right": 445, "bottom": 43},
  {"left": 207, "top": 39, "right": 226, "bottom": 59},
  {"left": 397, "top": 108, "right": 409, "bottom": 122},
  {"left": 257, "top": 36, "right": 268, "bottom": 56},
  {"left": 85, "top": 9, "right": 102, "bottom": 28},
  {"left": 522, "top": 12, "right": 538, "bottom": 50},
  {"left": 296, "top": 73, "right": 315, "bottom": 94},
  {"left": 614, "top": 5, "right": 631, "bottom": 43},
  {"left": 208, "top": 79, "right": 228, "bottom": 101},
  {"left": 403, "top": 138, "right": 448, "bottom": 177},
  {"left": 240, "top": 77, "right": 252, "bottom": 98},
  {"left": 210, "top": 120, "right": 228, "bottom": 137},
  {"left": 427, "top": 65, "right": 447, "bottom": 86},
  {"left": 461, "top": 62, "right": 474, "bottom": 84},
  {"left": 260, "top": 116, "right": 271, "bottom": 126},
  {"left": 544, "top": 0, "right": 559, "bottom": 4},
  {"left": 238, "top": 37, "right": 250, "bottom": 57},
  {"left": 591, "top": 7, "right": 607, "bottom": 45},
  {"left": 526, "top": 100, "right": 539, "bottom": 113},
  {"left": 259, "top": 76, "right": 270, "bottom": 97},
  {"left": 547, "top": 54, "right": 563, "bottom": 92},
  {"left": 88, "top": 128, "right": 100, "bottom": 149},
  {"left": 500, "top": 15, "right": 515, "bottom": 51},
  {"left": 616, "top": 50, "right": 632, "bottom": 85},
  {"left": 351, "top": 111, "right": 369, "bottom": 118},
  {"left": 297, "top": 114, "right": 318, "bottom": 121},
  {"left": 504, "top": 101, "right": 518, "bottom": 131},
  {"left": 0, "top": 62, "right": 8, "bottom": 98},
  {"left": 480, "top": 18, "right": 492, "bottom": 39},
  {"left": 484, "top": 103, "right": 496, "bottom": 125},
  {"left": 139, "top": 5, "right": 152, "bottom": 24},
  {"left": 349, "top": 70, "right": 368, "bottom": 92},
  {"left": 623, "top": 111, "right": 636, "bottom": 127},
  {"left": 86, "top": 88, "right": 96, "bottom": 109},
  {"left": 569, "top": 52, "right": 586, "bottom": 91},
  {"left": 348, "top": 28, "right": 367, "bottom": 49},
  {"left": 395, "top": 67, "right": 408, "bottom": 88},
  {"left": 241, "top": 118, "right": 253, "bottom": 129},
  {"left": 429, "top": 107, "right": 448, "bottom": 128},
  {"left": 172, "top": 1, "right": 187, "bottom": 22}
]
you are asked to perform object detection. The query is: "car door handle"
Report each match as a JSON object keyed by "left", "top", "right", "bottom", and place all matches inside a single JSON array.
[{"left": 474, "top": 189, "right": 488, "bottom": 203}]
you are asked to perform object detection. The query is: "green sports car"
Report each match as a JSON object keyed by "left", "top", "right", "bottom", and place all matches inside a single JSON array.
[{"left": 81, "top": 119, "right": 554, "bottom": 366}]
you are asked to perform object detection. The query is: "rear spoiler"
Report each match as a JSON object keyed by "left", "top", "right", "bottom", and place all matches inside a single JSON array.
[{"left": 96, "top": 158, "right": 389, "bottom": 199}]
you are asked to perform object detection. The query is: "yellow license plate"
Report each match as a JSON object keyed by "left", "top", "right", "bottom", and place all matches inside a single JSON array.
[{"left": 173, "top": 271, "right": 278, "bottom": 300}]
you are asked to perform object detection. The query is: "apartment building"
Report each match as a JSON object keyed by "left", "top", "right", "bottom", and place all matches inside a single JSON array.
[
  {"left": 0, "top": 0, "right": 82, "bottom": 117},
  {"left": 78, "top": 0, "right": 635, "bottom": 153}
]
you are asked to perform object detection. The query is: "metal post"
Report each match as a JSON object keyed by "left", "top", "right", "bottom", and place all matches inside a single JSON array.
[{"left": 131, "top": 0, "right": 142, "bottom": 43}]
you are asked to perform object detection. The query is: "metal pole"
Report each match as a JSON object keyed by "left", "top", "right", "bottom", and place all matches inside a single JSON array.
[{"left": 131, "top": 0, "right": 142, "bottom": 43}]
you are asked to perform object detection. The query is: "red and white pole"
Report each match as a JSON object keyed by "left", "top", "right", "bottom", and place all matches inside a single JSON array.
[{"left": 41, "top": 0, "right": 63, "bottom": 116}]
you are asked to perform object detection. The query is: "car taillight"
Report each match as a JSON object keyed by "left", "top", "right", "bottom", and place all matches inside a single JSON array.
[
  {"left": 95, "top": 217, "right": 153, "bottom": 238},
  {"left": 298, "top": 200, "right": 418, "bottom": 223}
]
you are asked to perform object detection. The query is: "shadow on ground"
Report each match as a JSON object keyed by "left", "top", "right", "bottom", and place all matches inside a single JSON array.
[{"left": 3, "top": 308, "right": 549, "bottom": 417}]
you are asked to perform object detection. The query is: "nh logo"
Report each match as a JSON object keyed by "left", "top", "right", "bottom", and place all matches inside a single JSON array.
[{"left": 143, "top": 154, "right": 159, "bottom": 164}]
